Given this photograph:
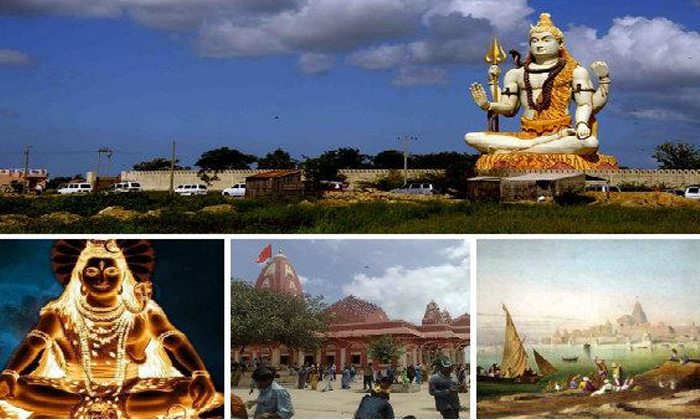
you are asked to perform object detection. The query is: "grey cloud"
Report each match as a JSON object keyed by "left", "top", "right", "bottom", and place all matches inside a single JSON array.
[
  {"left": 0, "top": 108, "right": 20, "bottom": 119},
  {"left": 0, "top": 0, "right": 120, "bottom": 17},
  {"left": 392, "top": 65, "right": 447, "bottom": 87},
  {"left": 0, "top": 49, "right": 34, "bottom": 66},
  {"left": 346, "top": 45, "right": 407, "bottom": 70},
  {"left": 297, "top": 53, "right": 335, "bottom": 75}
]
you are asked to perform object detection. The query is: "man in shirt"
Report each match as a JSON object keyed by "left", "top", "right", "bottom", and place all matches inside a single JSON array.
[
  {"left": 249, "top": 367, "right": 294, "bottom": 419},
  {"left": 428, "top": 360, "right": 461, "bottom": 419},
  {"left": 354, "top": 377, "right": 395, "bottom": 419},
  {"left": 362, "top": 363, "right": 374, "bottom": 391}
]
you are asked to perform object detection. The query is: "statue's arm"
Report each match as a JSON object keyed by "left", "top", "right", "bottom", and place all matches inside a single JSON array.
[
  {"left": 148, "top": 308, "right": 209, "bottom": 374},
  {"left": 3, "top": 311, "right": 60, "bottom": 373},
  {"left": 590, "top": 61, "right": 611, "bottom": 113},
  {"left": 148, "top": 307, "right": 216, "bottom": 408},
  {"left": 487, "top": 69, "right": 520, "bottom": 116},
  {"left": 572, "top": 66, "right": 594, "bottom": 138}
]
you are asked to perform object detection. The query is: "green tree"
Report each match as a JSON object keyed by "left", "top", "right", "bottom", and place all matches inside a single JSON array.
[
  {"left": 301, "top": 148, "right": 370, "bottom": 183},
  {"left": 231, "top": 280, "right": 331, "bottom": 352},
  {"left": 372, "top": 150, "right": 404, "bottom": 169},
  {"left": 195, "top": 147, "right": 257, "bottom": 171},
  {"left": 652, "top": 142, "right": 700, "bottom": 169},
  {"left": 133, "top": 157, "right": 188, "bottom": 171},
  {"left": 367, "top": 335, "right": 403, "bottom": 364},
  {"left": 257, "top": 149, "right": 298, "bottom": 170},
  {"left": 46, "top": 176, "right": 73, "bottom": 190}
]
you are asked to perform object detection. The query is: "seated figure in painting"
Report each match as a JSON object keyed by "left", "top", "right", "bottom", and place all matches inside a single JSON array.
[
  {"left": 465, "top": 13, "right": 617, "bottom": 171},
  {"left": 0, "top": 240, "right": 223, "bottom": 419}
]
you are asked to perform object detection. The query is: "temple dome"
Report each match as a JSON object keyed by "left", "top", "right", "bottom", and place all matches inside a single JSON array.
[
  {"left": 327, "top": 296, "right": 389, "bottom": 324},
  {"left": 451, "top": 313, "right": 470, "bottom": 327},
  {"left": 255, "top": 252, "right": 303, "bottom": 297},
  {"left": 422, "top": 301, "right": 453, "bottom": 325}
]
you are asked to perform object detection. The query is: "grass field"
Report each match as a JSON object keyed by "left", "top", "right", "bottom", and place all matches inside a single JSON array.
[{"left": 1, "top": 192, "right": 700, "bottom": 233}]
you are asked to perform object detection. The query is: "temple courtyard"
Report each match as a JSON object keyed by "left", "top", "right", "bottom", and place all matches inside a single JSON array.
[{"left": 234, "top": 380, "right": 470, "bottom": 419}]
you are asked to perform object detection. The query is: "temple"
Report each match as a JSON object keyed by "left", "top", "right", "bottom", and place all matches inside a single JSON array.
[
  {"left": 234, "top": 252, "right": 469, "bottom": 367},
  {"left": 546, "top": 300, "right": 700, "bottom": 345}
]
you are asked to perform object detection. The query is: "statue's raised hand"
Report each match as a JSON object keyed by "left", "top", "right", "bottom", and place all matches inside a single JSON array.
[
  {"left": 590, "top": 61, "right": 609, "bottom": 79},
  {"left": 470, "top": 83, "right": 490, "bottom": 111},
  {"left": 134, "top": 281, "right": 153, "bottom": 312},
  {"left": 189, "top": 374, "right": 215, "bottom": 410},
  {"left": 0, "top": 374, "right": 17, "bottom": 399}
]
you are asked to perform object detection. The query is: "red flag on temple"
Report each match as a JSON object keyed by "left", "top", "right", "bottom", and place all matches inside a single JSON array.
[{"left": 256, "top": 244, "right": 272, "bottom": 263}]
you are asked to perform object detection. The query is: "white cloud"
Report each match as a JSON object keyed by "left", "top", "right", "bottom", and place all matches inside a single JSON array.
[
  {"left": 440, "top": 239, "right": 470, "bottom": 261},
  {"left": 565, "top": 16, "right": 700, "bottom": 122},
  {"left": 392, "top": 65, "right": 447, "bottom": 86},
  {"left": 297, "top": 53, "right": 335, "bottom": 75},
  {"left": 0, "top": 49, "right": 33, "bottom": 66},
  {"left": 342, "top": 260, "right": 469, "bottom": 324},
  {"left": 566, "top": 16, "right": 700, "bottom": 87},
  {"left": 627, "top": 108, "right": 697, "bottom": 124},
  {"left": 347, "top": 45, "right": 407, "bottom": 70}
]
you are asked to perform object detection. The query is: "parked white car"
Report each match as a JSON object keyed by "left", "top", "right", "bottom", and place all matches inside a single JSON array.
[
  {"left": 222, "top": 183, "right": 246, "bottom": 197},
  {"left": 57, "top": 182, "right": 93, "bottom": 194},
  {"left": 390, "top": 183, "right": 435, "bottom": 195},
  {"left": 685, "top": 186, "right": 700, "bottom": 200},
  {"left": 584, "top": 184, "right": 621, "bottom": 193},
  {"left": 174, "top": 184, "right": 208, "bottom": 196},
  {"left": 107, "top": 181, "right": 143, "bottom": 193}
]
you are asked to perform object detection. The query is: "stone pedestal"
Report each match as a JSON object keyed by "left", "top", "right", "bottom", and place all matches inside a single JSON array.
[{"left": 475, "top": 153, "right": 618, "bottom": 174}]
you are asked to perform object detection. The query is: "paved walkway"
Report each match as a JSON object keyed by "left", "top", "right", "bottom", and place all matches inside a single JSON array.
[{"left": 234, "top": 379, "right": 469, "bottom": 418}]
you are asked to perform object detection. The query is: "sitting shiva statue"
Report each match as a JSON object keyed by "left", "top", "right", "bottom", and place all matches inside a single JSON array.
[
  {"left": 465, "top": 13, "right": 617, "bottom": 171},
  {"left": 0, "top": 240, "right": 223, "bottom": 419}
]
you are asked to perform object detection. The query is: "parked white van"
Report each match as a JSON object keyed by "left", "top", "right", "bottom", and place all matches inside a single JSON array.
[
  {"left": 685, "top": 186, "right": 700, "bottom": 201},
  {"left": 57, "top": 183, "right": 93, "bottom": 194},
  {"left": 108, "top": 181, "right": 143, "bottom": 193},
  {"left": 174, "top": 184, "right": 208, "bottom": 196}
]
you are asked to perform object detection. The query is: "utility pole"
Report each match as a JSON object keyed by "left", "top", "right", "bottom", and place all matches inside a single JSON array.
[
  {"left": 22, "top": 145, "right": 31, "bottom": 194},
  {"left": 169, "top": 141, "right": 176, "bottom": 194},
  {"left": 398, "top": 135, "right": 417, "bottom": 185}
]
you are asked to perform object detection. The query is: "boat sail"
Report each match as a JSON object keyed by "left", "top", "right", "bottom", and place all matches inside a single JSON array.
[
  {"left": 501, "top": 304, "right": 529, "bottom": 378},
  {"left": 533, "top": 349, "right": 557, "bottom": 376}
]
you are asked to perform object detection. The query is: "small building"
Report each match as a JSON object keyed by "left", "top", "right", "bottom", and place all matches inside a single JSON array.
[
  {"left": 467, "top": 172, "right": 585, "bottom": 202},
  {"left": 0, "top": 169, "right": 48, "bottom": 192},
  {"left": 466, "top": 177, "right": 501, "bottom": 202},
  {"left": 245, "top": 170, "right": 304, "bottom": 199}
]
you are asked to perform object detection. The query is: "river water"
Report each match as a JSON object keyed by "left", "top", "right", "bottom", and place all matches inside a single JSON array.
[{"left": 477, "top": 342, "right": 700, "bottom": 399}]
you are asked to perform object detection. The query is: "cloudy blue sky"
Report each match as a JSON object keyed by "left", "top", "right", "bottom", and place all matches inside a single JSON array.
[
  {"left": 478, "top": 239, "right": 700, "bottom": 345},
  {"left": 231, "top": 239, "right": 470, "bottom": 324},
  {"left": 0, "top": 0, "right": 699, "bottom": 176}
]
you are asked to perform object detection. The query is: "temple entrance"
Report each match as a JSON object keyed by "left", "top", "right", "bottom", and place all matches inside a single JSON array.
[
  {"left": 351, "top": 354, "right": 361, "bottom": 365},
  {"left": 304, "top": 355, "right": 315, "bottom": 365},
  {"left": 325, "top": 355, "right": 335, "bottom": 365},
  {"left": 280, "top": 355, "right": 290, "bottom": 366}
]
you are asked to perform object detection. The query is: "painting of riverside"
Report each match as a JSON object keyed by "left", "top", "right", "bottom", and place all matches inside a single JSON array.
[{"left": 477, "top": 239, "right": 700, "bottom": 419}]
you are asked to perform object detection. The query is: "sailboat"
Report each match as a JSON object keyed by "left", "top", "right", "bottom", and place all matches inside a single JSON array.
[{"left": 478, "top": 304, "right": 556, "bottom": 384}]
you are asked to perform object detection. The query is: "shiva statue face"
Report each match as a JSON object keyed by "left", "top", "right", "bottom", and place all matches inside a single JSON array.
[
  {"left": 79, "top": 257, "right": 122, "bottom": 297},
  {"left": 529, "top": 30, "right": 560, "bottom": 60}
]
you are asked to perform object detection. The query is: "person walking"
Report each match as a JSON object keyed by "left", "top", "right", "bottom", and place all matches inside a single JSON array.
[
  {"left": 248, "top": 367, "right": 295, "bottom": 419},
  {"left": 362, "top": 363, "right": 374, "bottom": 390},
  {"left": 429, "top": 360, "right": 461, "bottom": 419}
]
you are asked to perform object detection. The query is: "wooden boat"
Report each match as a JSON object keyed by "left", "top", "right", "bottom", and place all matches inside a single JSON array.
[
  {"left": 477, "top": 305, "right": 555, "bottom": 385},
  {"left": 561, "top": 356, "right": 579, "bottom": 362}
]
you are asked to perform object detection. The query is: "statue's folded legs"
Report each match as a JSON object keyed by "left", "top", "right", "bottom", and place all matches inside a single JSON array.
[{"left": 465, "top": 130, "right": 598, "bottom": 155}]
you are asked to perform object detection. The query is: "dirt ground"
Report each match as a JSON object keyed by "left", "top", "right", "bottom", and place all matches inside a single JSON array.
[{"left": 234, "top": 379, "right": 469, "bottom": 419}]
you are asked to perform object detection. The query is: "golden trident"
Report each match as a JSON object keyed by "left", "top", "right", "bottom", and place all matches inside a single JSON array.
[{"left": 484, "top": 38, "right": 507, "bottom": 132}]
